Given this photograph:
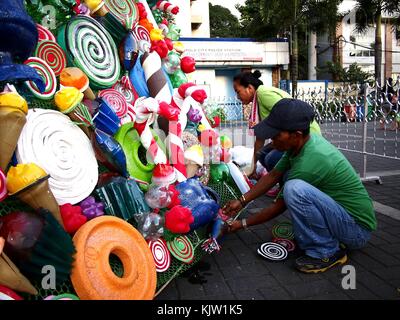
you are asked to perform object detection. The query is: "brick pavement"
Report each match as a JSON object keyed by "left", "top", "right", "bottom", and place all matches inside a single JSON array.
[{"left": 156, "top": 148, "right": 400, "bottom": 300}]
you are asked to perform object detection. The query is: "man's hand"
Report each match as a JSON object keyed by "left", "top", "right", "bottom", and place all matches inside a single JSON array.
[
  {"left": 248, "top": 168, "right": 258, "bottom": 180},
  {"left": 222, "top": 199, "right": 242, "bottom": 217},
  {"left": 227, "top": 220, "right": 242, "bottom": 233}
]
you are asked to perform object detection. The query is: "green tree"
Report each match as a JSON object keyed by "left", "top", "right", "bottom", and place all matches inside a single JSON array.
[
  {"left": 318, "top": 62, "right": 373, "bottom": 83},
  {"left": 354, "top": 0, "right": 400, "bottom": 85},
  {"left": 237, "top": 0, "right": 343, "bottom": 94},
  {"left": 209, "top": 3, "right": 241, "bottom": 38}
]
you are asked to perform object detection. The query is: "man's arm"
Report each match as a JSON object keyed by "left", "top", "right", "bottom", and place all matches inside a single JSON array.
[
  {"left": 222, "top": 168, "right": 283, "bottom": 217},
  {"left": 251, "top": 138, "right": 266, "bottom": 176},
  {"left": 244, "top": 168, "right": 283, "bottom": 203},
  {"left": 228, "top": 198, "right": 286, "bottom": 232}
]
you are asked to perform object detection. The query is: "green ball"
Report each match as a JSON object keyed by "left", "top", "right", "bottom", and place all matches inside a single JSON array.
[
  {"left": 209, "top": 164, "right": 231, "bottom": 184},
  {"left": 167, "top": 24, "right": 181, "bottom": 41},
  {"left": 169, "top": 69, "right": 187, "bottom": 88}
]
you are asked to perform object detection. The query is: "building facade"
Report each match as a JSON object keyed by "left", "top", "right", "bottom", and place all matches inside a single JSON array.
[
  {"left": 171, "top": 0, "right": 290, "bottom": 99},
  {"left": 318, "top": 0, "right": 400, "bottom": 80}
]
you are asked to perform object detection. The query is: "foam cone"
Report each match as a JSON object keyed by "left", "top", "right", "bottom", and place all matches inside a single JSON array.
[
  {"left": 0, "top": 108, "right": 26, "bottom": 172},
  {"left": 16, "top": 177, "right": 64, "bottom": 229},
  {"left": 83, "top": 87, "right": 96, "bottom": 100},
  {"left": 0, "top": 238, "right": 37, "bottom": 295}
]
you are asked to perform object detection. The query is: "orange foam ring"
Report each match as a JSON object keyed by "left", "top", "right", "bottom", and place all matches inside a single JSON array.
[{"left": 70, "top": 216, "right": 157, "bottom": 300}]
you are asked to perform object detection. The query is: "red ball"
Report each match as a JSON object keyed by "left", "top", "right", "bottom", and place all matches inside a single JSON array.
[{"left": 181, "top": 56, "right": 196, "bottom": 74}]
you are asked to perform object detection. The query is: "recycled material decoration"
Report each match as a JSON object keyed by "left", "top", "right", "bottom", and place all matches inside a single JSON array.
[
  {"left": 16, "top": 109, "right": 98, "bottom": 205},
  {"left": 98, "top": 88, "right": 128, "bottom": 118},
  {"left": 121, "top": 103, "right": 136, "bottom": 124},
  {"left": 271, "top": 221, "right": 295, "bottom": 240},
  {"left": 166, "top": 235, "right": 194, "bottom": 264},
  {"left": 112, "top": 75, "right": 138, "bottom": 105},
  {"left": 104, "top": 0, "right": 139, "bottom": 30},
  {"left": 35, "top": 40, "right": 67, "bottom": 77},
  {"left": 36, "top": 24, "right": 56, "bottom": 42},
  {"left": 148, "top": 238, "right": 171, "bottom": 273},
  {"left": 58, "top": 15, "right": 120, "bottom": 89},
  {"left": 257, "top": 242, "right": 288, "bottom": 261},
  {"left": 133, "top": 24, "right": 151, "bottom": 43},
  {"left": 24, "top": 57, "right": 57, "bottom": 100},
  {"left": 132, "top": 25, "right": 151, "bottom": 53},
  {"left": 0, "top": 169, "right": 7, "bottom": 202},
  {"left": 272, "top": 238, "right": 296, "bottom": 252},
  {"left": 71, "top": 216, "right": 157, "bottom": 300}
]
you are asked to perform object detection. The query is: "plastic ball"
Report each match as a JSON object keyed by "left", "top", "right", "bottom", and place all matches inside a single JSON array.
[
  {"left": 181, "top": 56, "right": 196, "bottom": 74},
  {"left": 219, "top": 135, "right": 233, "bottom": 149},
  {"left": 167, "top": 24, "right": 181, "bottom": 41},
  {"left": 145, "top": 186, "right": 172, "bottom": 209},
  {"left": 163, "top": 51, "right": 181, "bottom": 74},
  {"left": 169, "top": 69, "right": 188, "bottom": 88}
]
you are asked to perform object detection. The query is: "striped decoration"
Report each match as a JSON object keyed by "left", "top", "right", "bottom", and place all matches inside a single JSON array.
[
  {"left": 167, "top": 121, "right": 186, "bottom": 182},
  {"left": 141, "top": 51, "right": 172, "bottom": 104},
  {"left": 155, "top": 1, "right": 179, "bottom": 15},
  {"left": 133, "top": 97, "right": 168, "bottom": 165}
]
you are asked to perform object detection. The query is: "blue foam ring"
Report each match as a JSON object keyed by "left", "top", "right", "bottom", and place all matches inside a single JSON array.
[
  {"left": 129, "top": 54, "right": 149, "bottom": 98},
  {"left": 0, "top": 0, "right": 38, "bottom": 62},
  {"left": 92, "top": 98, "right": 120, "bottom": 136},
  {"left": 0, "top": 52, "right": 45, "bottom": 92},
  {"left": 175, "top": 177, "right": 220, "bottom": 231},
  {"left": 94, "top": 128, "right": 129, "bottom": 177}
]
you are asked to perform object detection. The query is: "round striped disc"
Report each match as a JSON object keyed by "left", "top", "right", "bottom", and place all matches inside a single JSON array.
[
  {"left": 167, "top": 236, "right": 194, "bottom": 264},
  {"left": 272, "top": 238, "right": 296, "bottom": 252},
  {"left": 272, "top": 221, "right": 295, "bottom": 240},
  {"left": 148, "top": 239, "right": 171, "bottom": 272},
  {"left": 257, "top": 242, "right": 288, "bottom": 261}
]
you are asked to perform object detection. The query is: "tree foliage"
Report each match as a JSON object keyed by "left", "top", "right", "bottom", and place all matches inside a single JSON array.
[
  {"left": 318, "top": 62, "right": 373, "bottom": 83},
  {"left": 209, "top": 3, "right": 242, "bottom": 38},
  {"left": 354, "top": 0, "right": 400, "bottom": 84},
  {"left": 236, "top": 0, "right": 343, "bottom": 84}
]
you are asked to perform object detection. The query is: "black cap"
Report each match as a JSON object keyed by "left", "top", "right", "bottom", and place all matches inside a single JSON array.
[{"left": 254, "top": 98, "right": 315, "bottom": 139}]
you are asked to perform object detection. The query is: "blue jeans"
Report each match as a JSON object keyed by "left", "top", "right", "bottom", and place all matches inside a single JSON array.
[
  {"left": 283, "top": 179, "right": 371, "bottom": 259},
  {"left": 257, "top": 145, "right": 284, "bottom": 172}
]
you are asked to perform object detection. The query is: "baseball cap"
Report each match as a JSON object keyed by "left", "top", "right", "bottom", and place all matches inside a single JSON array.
[{"left": 254, "top": 98, "right": 315, "bottom": 139}]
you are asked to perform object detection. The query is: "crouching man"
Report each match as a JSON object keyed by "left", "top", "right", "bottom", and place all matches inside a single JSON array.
[{"left": 223, "top": 98, "right": 376, "bottom": 273}]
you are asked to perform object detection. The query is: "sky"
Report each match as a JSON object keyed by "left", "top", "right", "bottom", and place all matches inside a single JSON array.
[{"left": 208, "top": 0, "right": 246, "bottom": 19}]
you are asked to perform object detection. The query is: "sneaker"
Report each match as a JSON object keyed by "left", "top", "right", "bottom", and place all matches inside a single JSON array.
[
  {"left": 266, "top": 184, "right": 280, "bottom": 197},
  {"left": 294, "top": 249, "right": 348, "bottom": 274}
]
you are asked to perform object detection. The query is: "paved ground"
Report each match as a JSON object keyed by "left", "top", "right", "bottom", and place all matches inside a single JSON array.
[{"left": 157, "top": 124, "right": 400, "bottom": 300}]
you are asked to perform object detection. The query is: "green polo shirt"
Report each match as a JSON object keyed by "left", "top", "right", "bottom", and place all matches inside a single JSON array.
[
  {"left": 256, "top": 85, "right": 321, "bottom": 135},
  {"left": 275, "top": 133, "right": 377, "bottom": 231}
]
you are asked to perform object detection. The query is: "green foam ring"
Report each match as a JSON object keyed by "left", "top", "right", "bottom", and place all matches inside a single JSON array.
[{"left": 114, "top": 123, "right": 167, "bottom": 191}]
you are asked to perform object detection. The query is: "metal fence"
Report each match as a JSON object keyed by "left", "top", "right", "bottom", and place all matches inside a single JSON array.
[
  {"left": 296, "top": 80, "right": 400, "bottom": 183},
  {"left": 209, "top": 79, "right": 400, "bottom": 182}
]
